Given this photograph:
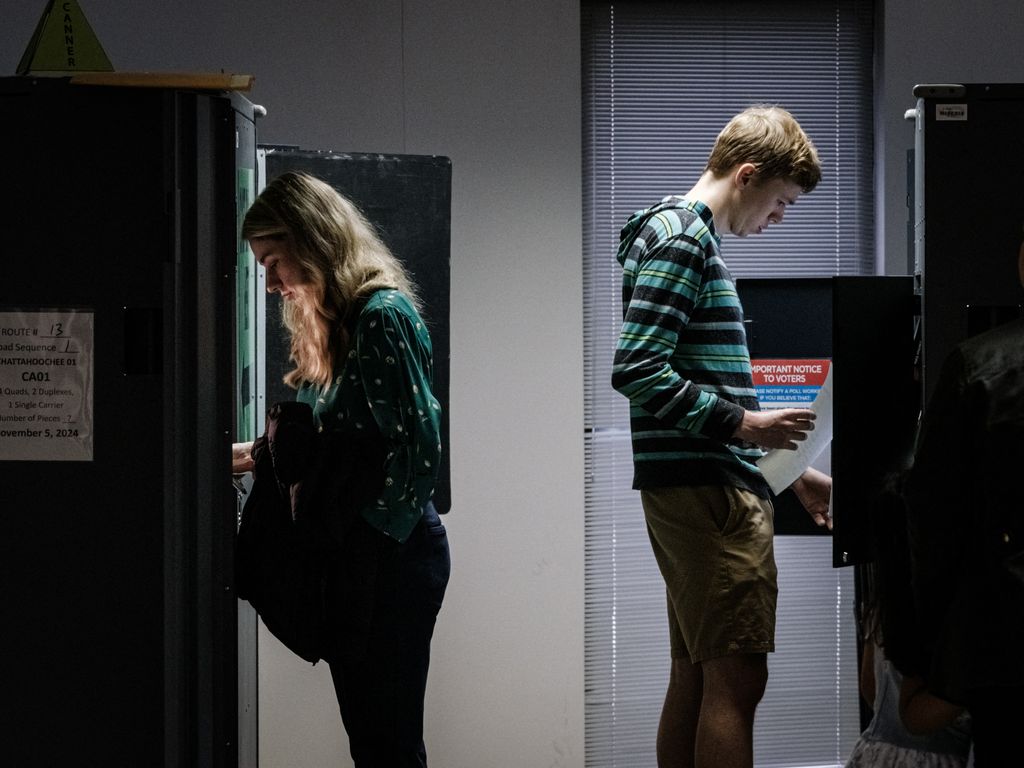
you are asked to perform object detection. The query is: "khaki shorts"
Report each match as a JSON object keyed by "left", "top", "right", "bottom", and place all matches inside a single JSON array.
[{"left": 641, "top": 485, "right": 778, "bottom": 663}]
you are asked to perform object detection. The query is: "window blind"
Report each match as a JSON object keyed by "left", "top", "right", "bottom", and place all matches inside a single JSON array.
[{"left": 582, "top": 2, "right": 875, "bottom": 766}]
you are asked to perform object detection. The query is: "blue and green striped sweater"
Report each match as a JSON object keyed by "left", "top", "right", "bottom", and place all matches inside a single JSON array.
[{"left": 611, "top": 196, "right": 768, "bottom": 497}]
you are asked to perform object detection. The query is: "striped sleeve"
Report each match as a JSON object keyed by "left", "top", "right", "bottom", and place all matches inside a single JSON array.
[{"left": 611, "top": 221, "right": 743, "bottom": 441}]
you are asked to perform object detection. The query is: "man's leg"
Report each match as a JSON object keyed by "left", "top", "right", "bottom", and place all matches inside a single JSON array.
[
  {"left": 657, "top": 656, "right": 703, "bottom": 768},
  {"left": 642, "top": 486, "right": 775, "bottom": 768},
  {"left": 695, "top": 653, "right": 768, "bottom": 768}
]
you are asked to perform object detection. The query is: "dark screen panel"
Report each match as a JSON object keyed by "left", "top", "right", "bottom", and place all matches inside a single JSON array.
[
  {"left": 263, "top": 150, "right": 452, "bottom": 513},
  {"left": 831, "top": 276, "right": 917, "bottom": 567}
]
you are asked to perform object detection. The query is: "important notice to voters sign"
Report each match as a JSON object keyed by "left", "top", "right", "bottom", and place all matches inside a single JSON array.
[
  {"left": 753, "top": 358, "right": 833, "bottom": 495},
  {"left": 0, "top": 309, "right": 94, "bottom": 461},
  {"left": 751, "top": 358, "right": 831, "bottom": 408}
]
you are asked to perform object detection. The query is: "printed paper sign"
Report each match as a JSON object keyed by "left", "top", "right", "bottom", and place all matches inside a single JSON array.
[
  {"left": 752, "top": 359, "right": 833, "bottom": 495},
  {"left": 751, "top": 358, "right": 830, "bottom": 407},
  {"left": 0, "top": 309, "right": 94, "bottom": 461}
]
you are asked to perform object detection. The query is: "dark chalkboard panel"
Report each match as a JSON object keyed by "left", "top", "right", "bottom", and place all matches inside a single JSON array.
[{"left": 262, "top": 149, "right": 452, "bottom": 513}]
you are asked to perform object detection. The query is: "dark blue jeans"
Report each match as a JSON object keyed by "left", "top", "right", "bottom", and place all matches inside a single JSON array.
[{"left": 325, "top": 503, "right": 450, "bottom": 767}]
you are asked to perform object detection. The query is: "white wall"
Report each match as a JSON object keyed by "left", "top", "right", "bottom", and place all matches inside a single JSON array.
[{"left": 6, "top": 1, "right": 1024, "bottom": 766}]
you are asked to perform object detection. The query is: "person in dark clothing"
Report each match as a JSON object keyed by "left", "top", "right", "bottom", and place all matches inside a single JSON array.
[{"left": 904, "top": 233, "right": 1024, "bottom": 767}]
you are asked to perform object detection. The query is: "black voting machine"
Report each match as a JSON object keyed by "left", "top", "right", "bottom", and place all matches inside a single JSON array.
[
  {"left": 1, "top": 77, "right": 256, "bottom": 767},
  {"left": 913, "top": 83, "right": 1024, "bottom": 405}
]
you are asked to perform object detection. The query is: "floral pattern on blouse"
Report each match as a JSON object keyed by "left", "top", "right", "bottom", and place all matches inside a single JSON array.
[{"left": 298, "top": 289, "right": 442, "bottom": 542}]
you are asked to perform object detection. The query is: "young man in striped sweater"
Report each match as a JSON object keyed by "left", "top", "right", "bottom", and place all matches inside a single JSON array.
[{"left": 612, "top": 105, "right": 832, "bottom": 768}]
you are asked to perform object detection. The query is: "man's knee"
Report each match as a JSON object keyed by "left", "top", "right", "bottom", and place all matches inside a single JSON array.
[
  {"left": 670, "top": 656, "right": 703, "bottom": 686},
  {"left": 702, "top": 653, "right": 768, "bottom": 711}
]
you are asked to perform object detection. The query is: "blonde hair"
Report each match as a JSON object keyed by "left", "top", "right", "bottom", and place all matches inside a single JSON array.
[
  {"left": 243, "top": 171, "right": 419, "bottom": 389},
  {"left": 706, "top": 105, "right": 822, "bottom": 193}
]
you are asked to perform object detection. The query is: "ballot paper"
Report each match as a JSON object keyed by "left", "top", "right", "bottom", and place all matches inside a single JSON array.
[{"left": 757, "top": 364, "right": 834, "bottom": 495}]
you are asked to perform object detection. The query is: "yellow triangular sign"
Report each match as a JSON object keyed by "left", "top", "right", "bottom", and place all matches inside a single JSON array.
[{"left": 17, "top": 0, "right": 114, "bottom": 75}]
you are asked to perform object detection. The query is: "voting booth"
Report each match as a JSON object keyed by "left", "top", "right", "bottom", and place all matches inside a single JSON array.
[
  {"left": 741, "top": 84, "right": 1024, "bottom": 569},
  {"left": 738, "top": 276, "right": 917, "bottom": 568},
  {"left": 0, "top": 75, "right": 258, "bottom": 766}
]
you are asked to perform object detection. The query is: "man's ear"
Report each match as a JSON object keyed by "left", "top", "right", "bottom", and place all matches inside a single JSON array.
[{"left": 734, "top": 162, "right": 758, "bottom": 188}]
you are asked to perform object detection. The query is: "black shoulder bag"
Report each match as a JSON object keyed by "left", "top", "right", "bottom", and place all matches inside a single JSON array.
[{"left": 235, "top": 399, "right": 386, "bottom": 664}]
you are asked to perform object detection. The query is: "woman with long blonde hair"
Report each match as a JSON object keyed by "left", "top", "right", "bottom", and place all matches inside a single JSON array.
[{"left": 234, "top": 171, "right": 449, "bottom": 767}]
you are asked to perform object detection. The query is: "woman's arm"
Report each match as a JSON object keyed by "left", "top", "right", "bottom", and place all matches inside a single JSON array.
[
  {"left": 355, "top": 293, "right": 441, "bottom": 513},
  {"left": 898, "top": 673, "right": 964, "bottom": 734}
]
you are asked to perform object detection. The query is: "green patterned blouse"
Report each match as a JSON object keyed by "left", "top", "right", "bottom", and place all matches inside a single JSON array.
[{"left": 296, "top": 289, "right": 442, "bottom": 542}]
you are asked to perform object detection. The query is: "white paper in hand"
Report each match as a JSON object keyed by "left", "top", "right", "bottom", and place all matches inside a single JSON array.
[{"left": 758, "top": 364, "right": 834, "bottom": 494}]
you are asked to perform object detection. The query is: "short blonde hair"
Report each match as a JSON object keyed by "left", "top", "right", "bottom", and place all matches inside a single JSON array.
[
  {"left": 243, "top": 172, "right": 418, "bottom": 389},
  {"left": 705, "top": 105, "right": 822, "bottom": 193}
]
